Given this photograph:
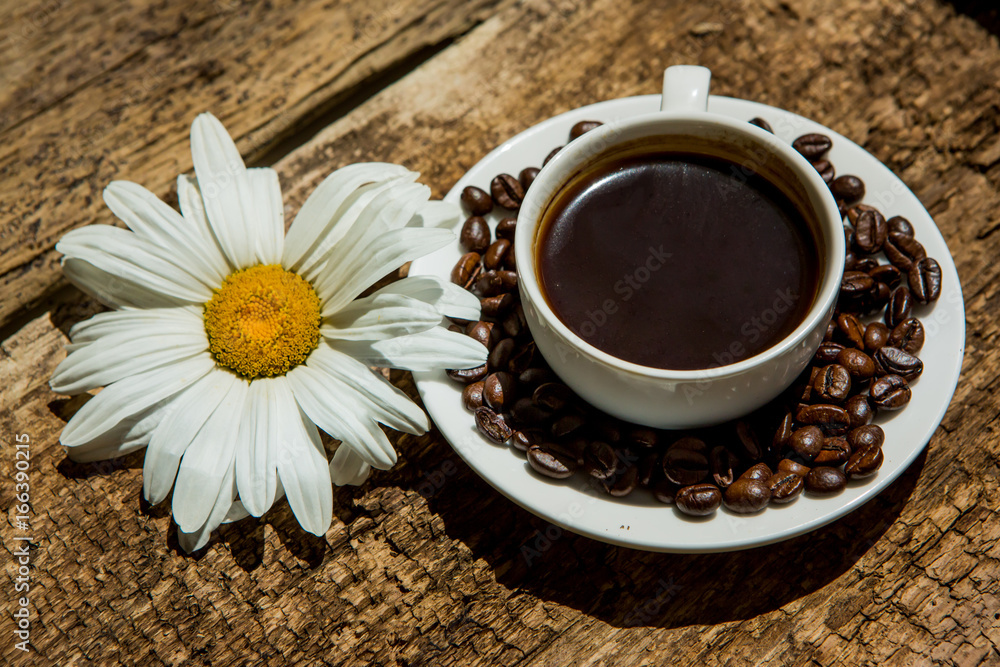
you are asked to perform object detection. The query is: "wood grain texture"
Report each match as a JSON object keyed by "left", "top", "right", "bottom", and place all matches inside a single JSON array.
[{"left": 3, "top": 0, "right": 1000, "bottom": 665}]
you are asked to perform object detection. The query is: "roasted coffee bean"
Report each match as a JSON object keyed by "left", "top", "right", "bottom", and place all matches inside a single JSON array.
[
  {"left": 869, "top": 281, "right": 891, "bottom": 314},
  {"left": 883, "top": 231, "right": 926, "bottom": 272},
  {"left": 475, "top": 406, "right": 512, "bottom": 443},
  {"left": 663, "top": 446, "right": 709, "bottom": 486},
  {"left": 796, "top": 404, "right": 851, "bottom": 436},
  {"left": 481, "top": 293, "right": 514, "bottom": 319},
  {"left": 551, "top": 413, "right": 585, "bottom": 438},
  {"left": 813, "top": 159, "right": 835, "bottom": 184},
  {"left": 908, "top": 257, "right": 942, "bottom": 304},
  {"left": 773, "top": 410, "right": 795, "bottom": 451},
  {"left": 778, "top": 458, "right": 811, "bottom": 476},
  {"left": 527, "top": 445, "right": 575, "bottom": 479},
  {"left": 451, "top": 252, "right": 481, "bottom": 286},
  {"left": 885, "top": 285, "right": 913, "bottom": 328},
  {"left": 498, "top": 270, "right": 518, "bottom": 291},
  {"left": 496, "top": 217, "right": 517, "bottom": 241},
  {"left": 447, "top": 364, "right": 488, "bottom": 384},
  {"left": 466, "top": 320, "right": 499, "bottom": 349},
  {"left": 670, "top": 436, "right": 708, "bottom": 455},
  {"left": 749, "top": 117, "right": 774, "bottom": 133},
  {"left": 804, "top": 466, "right": 847, "bottom": 494},
  {"left": 740, "top": 462, "right": 773, "bottom": 482},
  {"left": 853, "top": 258, "right": 879, "bottom": 273},
  {"left": 594, "top": 420, "right": 623, "bottom": 445},
  {"left": 870, "top": 374, "right": 911, "bottom": 410},
  {"left": 570, "top": 120, "right": 603, "bottom": 140},
  {"left": 815, "top": 341, "right": 846, "bottom": 364},
  {"left": 675, "top": 483, "right": 723, "bottom": 516},
  {"left": 533, "top": 382, "right": 574, "bottom": 411},
  {"left": 518, "top": 168, "right": 540, "bottom": 192},
  {"left": 790, "top": 425, "right": 824, "bottom": 460},
  {"left": 510, "top": 397, "right": 552, "bottom": 426},
  {"left": 869, "top": 264, "right": 902, "bottom": 289},
  {"left": 511, "top": 429, "right": 543, "bottom": 452},
  {"left": 768, "top": 472, "right": 805, "bottom": 503},
  {"left": 837, "top": 313, "right": 866, "bottom": 349},
  {"left": 844, "top": 250, "right": 859, "bottom": 271},
  {"left": 814, "top": 364, "right": 852, "bottom": 402},
  {"left": 889, "top": 318, "right": 925, "bottom": 354},
  {"left": 845, "top": 394, "right": 875, "bottom": 428},
  {"left": 653, "top": 480, "right": 680, "bottom": 505},
  {"left": 544, "top": 146, "right": 562, "bottom": 165},
  {"left": 483, "top": 372, "right": 516, "bottom": 411},
  {"left": 484, "top": 239, "right": 511, "bottom": 270},
  {"left": 724, "top": 478, "right": 771, "bottom": 513},
  {"left": 474, "top": 270, "right": 504, "bottom": 297},
  {"left": 864, "top": 321, "right": 890, "bottom": 353},
  {"left": 506, "top": 341, "right": 536, "bottom": 375},
  {"left": 627, "top": 428, "right": 659, "bottom": 449},
  {"left": 852, "top": 208, "right": 888, "bottom": 254},
  {"left": 831, "top": 175, "right": 865, "bottom": 203},
  {"left": 836, "top": 348, "right": 876, "bottom": 382},
  {"left": 710, "top": 445, "right": 738, "bottom": 488},
  {"left": 638, "top": 449, "right": 660, "bottom": 486},
  {"left": 460, "top": 216, "right": 491, "bottom": 253},
  {"left": 841, "top": 271, "right": 875, "bottom": 298},
  {"left": 584, "top": 440, "right": 618, "bottom": 480},
  {"left": 874, "top": 346, "right": 923, "bottom": 381},
  {"left": 814, "top": 436, "right": 851, "bottom": 465},
  {"left": 488, "top": 337, "right": 515, "bottom": 371},
  {"left": 847, "top": 424, "right": 885, "bottom": 450},
  {"left": 502, "top": 309, "right": 523, "bottom": 338},
  {"left": 548, "top": 437, "right": 586, "bottom": 466},
  {"left": 735, "top": 420, "right": 763, "bottom": 460},
  {"left": 448, "top": 323, "right": 463, "bottom": 334},
  {"left": 845, "top": 444, "right": 884, "bottom": 479},
  {"left": 792, "top": 133, "right": 833, "bottom": 160},
  {"left": 462, "top": 381, "right": 485, "bottom": 411},
  {"left": 602, "top": 465, "right": 639, "bottom": 497},
  {"left": 490, "top": 173, "right": 525, "bottom": 210},
  {"left": 887, "top": 215, "right": 915, "bottom": 238},
  {"left": 843, "top": 224, "right": 856, "bottom": 248},
  {"left": 518, "top": 367, "right": 556, "bottom": 388},
  {"left": 461, "top": 185, "right": 494, "bottom": 216}
]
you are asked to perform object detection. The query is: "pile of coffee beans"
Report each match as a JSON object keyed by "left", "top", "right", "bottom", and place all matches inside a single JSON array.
[{"left": 443, "top": 117, "right": 941, "bottom": 517}]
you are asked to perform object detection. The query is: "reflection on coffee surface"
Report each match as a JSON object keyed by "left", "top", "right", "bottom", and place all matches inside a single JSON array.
[{"left": 537, "top": 150, "right": 820, "bottom": 370}]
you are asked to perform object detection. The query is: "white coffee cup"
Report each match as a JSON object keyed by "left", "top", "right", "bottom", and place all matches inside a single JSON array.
[{"left": 514, "top": 65, "right": 845, "bottom": 429}]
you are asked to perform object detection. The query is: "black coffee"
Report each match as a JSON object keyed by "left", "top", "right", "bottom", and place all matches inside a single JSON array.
[{"left": 537, "top": 150, "right": 820, "bottom": 370}]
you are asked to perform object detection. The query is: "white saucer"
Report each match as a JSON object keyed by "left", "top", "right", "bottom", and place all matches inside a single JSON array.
[{"left": 409, "top": 94, "right": 966, "bottom": 553}]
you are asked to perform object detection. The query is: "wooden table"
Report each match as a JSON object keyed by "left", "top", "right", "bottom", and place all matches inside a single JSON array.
[{"left": 2, "top": 0, "right": 999, "bottom": 664}]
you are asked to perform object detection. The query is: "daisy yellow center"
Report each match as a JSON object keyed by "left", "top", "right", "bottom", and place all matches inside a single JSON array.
[{"left": 204, "top": 264, "right": 321, "bottom": 379}]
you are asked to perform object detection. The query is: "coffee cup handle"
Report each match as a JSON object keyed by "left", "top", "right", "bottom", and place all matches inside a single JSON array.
[{"left": 660, "top": 65, "right": 712, "bottom": 113}]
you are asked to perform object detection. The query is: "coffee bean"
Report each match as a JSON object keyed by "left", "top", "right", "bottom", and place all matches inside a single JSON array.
[
  {"left": 887, "top": 215, "right": 915, "bottom": 237},
  {"left": 533, "top": 382, "right": 574, "bottom": 411},
  {"left": 845, "top": 444, "right": 884, "bottom": 479},
  {"left": 518, "top": 168, "right": 540, "bottom": 192},
  {"left": 813, "top": 159, "right": 835, "bottom": 184},
  {"left": 502, "top": 309, "right": 523, "bottom": 339},
  {"left": 710, "top": 445, "right": 738, "bottom": 488},
  {"left": 874, "top": 346, "right": 923, "bottom": 381},
  {"left": 773, "top": 410, "right": 795, "bottom": 451},
  {"left": 548, "top": 437, "right": 586, "bottom": 466},
  {"left": 584, "top": 440, "right": 618, "bottom": 480},
  {"left": 792, "top": 133, "right": 833, "bottom": 160},
  {"left": 883, "top": 231, "right": 926, "bottom": 272},
  {"left": 778, "top": 458, "right": 811, "bottom": 476},
  {"left": 510, "top": 397, "right": 551, "bottom": 426},
  {"left": 804, "top": 466, "right": 847, "bottom": 494},
  {"left": 836, "top": 348, "right": 876, "bottom": 382},
  {"left": 815, "top": 341, "right": 846, "bottom": 364},
  {"left": 594, "top": 420, "right": 623, "bottom": 445},
  {"left": 885, "top": 285, "right": 913, "bottom": 329},
  {"left": 481, "top": 293, "right": 514, "bottom": 319},
  {"left": 484, "top": 239, "right": 511, "bottom": 270},
  {"left": 475, "top": 406, "right": 512, "bottom": 443},
  {"left": 653, "top": 480, "right": 680, "bottom": 505},
  {"left": 844, "top": 250, "right": 858, "bottom": 271},
  {"left": 466, "top": 320, "right": 499, "bottom": 349},
  {"left": 845, "top": 394, "right": 875, "bottom": 428},
  {"left": 671, "top": 436, "right": 708, "bottom": 455},
  {"left": 511, "top": 429, "right": 543, "bottom": 452},
  {"left": 447, "top": 364, "right": 488, "bottom": 384},
  {"left": 507, "top": 341, "right": 537, "bottom": 375},
  {"left": 837, "top": 313, "right": 865, "bottom": 349},
  {"left": 496, "top": 217, "right": 517, "bottom": 241},
  {"left": 853, "top": 208, "right": 888, "bottom": 254},
  {"left": 498, "top": 270, "right": 518, "bottom": 291},
  {"left": 796, "top": 404, "right": 851, "bottom": 436},
  {"left": 461, "top": 185, "right": 494, "bottom": 216},
  {"left": 544, "top": 146, "right": 562, "bottom": 166},
  {"left": 675, "top": 483, "right": 723, "bottom": 516},
  {"left": 740, "top": 462, "right": 773, "bottom": 482},
  {"left": 853, "top": 257, "right": 879, "bottom": 273},
  {"left": 908, "top": 257, "right": 942, "bottom": 304},
  {"left": 790, "top": 425, "right": 824, "bottom": 460},
  {"left": 768, "top": 472, "right": 805, "bottom": 503},
  {"left": 841, "top": 271, "right": 875, "bottom": 298},
  {"left": 474, "top": 269, "right": 503, "bottom": 297},
  {"left": 870, "top": 374, "right": 911, "bottom": 410},
  {"left": 847, "top": 424, "right": 885, "bottom": 450},
  {"left": 814, "top": 436, "right": 851, "bottom": 465},
  {"left": 551, "top": 413, "right": 585, "bottom": 438},
  {"left": 627, "top": 428, "right": 659, "bottom": 449},
  {"left": 603, "top": 465, "right": 639, "bottom": 497},
  {"left": 488, "top": 337, "right": 515, "bottom": 371},
  {"left": 814, "top": 364, "right": 852, "bottom": 402},
  {"left": 462, "top": 381, "right": 485, "bottom": 410},
  {"left": 735, "top": 420, "right": 763, "bottom": 460},
  {"left": 869, "top": 264, "right": 902, "bottom": 289},
  {"left": 490, "top": 174, "right": 525, "bottom": 210},
  {"left": 749, "top": 117, "right": 774, "bottom": 133},
  {"left": 663, "top": 446, "right": 709, "bottom": 486},
  {"left": 518, "top": 367, "right": 556, "bottom": 388},
  {"left": 831, "top": 175, "right": 865, "bottom": 203},
  {"left": 889, "top": 318, "right": 925, "bottom": 354},
  {"left": 570, "top": 120, "right": 603, "bottom": 140},
  {"left": 864, "top": 321, "right": 890, "bottom": 353},
  {"left": 483, "top": 371, "right": 516, "bottom": 411},
  {"left": 723, "top": 478, "right": 771, "bottom": 513},
  {"left": 451, "top": 252, "right": 481, "bottom": 287},
  {"left": 527, "top": 445, "right": 575, "bottom": 479},
  {"left": 460, "top": 216, "right": 491, "bottom": 253},
  {"left": 843, "top": 224, "right": 856, "bottom": 249}
]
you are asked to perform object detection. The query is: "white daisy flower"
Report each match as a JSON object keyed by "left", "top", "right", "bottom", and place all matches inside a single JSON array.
[{"left": 50, "top": 113, "right": 487, "bottom": 552}]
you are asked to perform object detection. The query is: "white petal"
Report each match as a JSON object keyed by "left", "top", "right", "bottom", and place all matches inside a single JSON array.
[
  {"left": 143, "top": 369, "right": 239, "bottom": 506},
  {"left": 57, "top": 226, "right": 214, "bottom": 304},
  {"left": 282, "top": 163, "right": 412, "bottom": 272},
  {"left": 321, "top": 292, "right": 442, "bottom": 342},
  {"left": 68, "top": 307, "right": 203, "bottom": 344},
  {"left": 62, "top": 258, "right": 190, "bottom": 310},
  {"left": 60, "top": 353, "right": 216, "bottom": 451},
  {"left": 177, "top": 174, "right": 234, "bottom": 277},
  {"left": 330, "top": 444, "right": 371, "bottom": 486},
  {"left": 103, "top": 181, "right": 227, "bottom": 286},
  {"left": 63, "top": 397, "right": 173, "bottom": 463},
  {"left": 409, "top": 200, "right": 462, "bottom": 229},
  {"left": 235, "top": 378, "right": 282, "bottom": 517},
  {"left": 307, "top": 344, "right": 429, "bottom": 435},
  {"left": 371, "top": 275, "right": 482, "bottom": 321},
  {"left": 315, "top": 227, "right": 455, "bottom": 316},
  {"left": 177, "top": 463, "right": 237, "bottom": 553},
  {"left": 172, "top": 377, "right": 249, "bottom": 532},
  {"left": 275, "top": 400, "right": 333, "bottom": 536},
  {"left": 222, "top": 500, "right": 251, "bottom": 524},
  {"left": 330, "top": 328, "right": 488, "bottom": 371},
  {"left": 247, "top": 168, "right": 284, "bottom": 265},
  {"left": 286, "top": 365, "right": 397, "bottom": 469}
]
